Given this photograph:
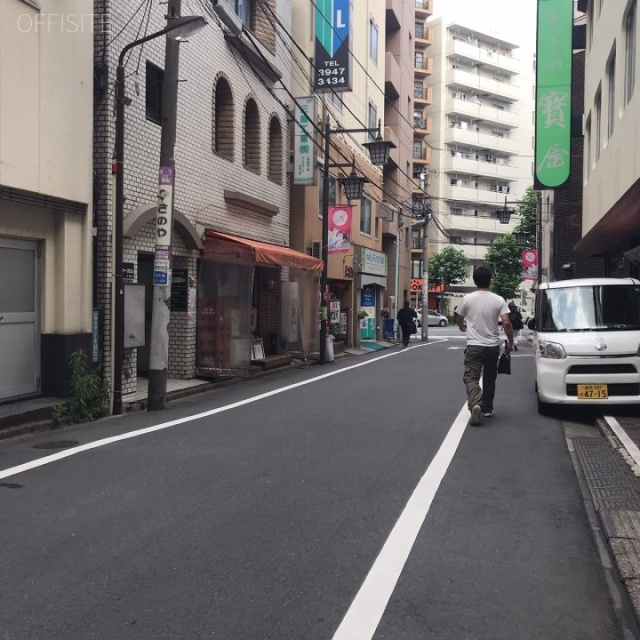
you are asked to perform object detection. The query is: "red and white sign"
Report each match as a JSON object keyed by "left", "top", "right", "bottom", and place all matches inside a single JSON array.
[
  {"left": 522, "top": 249, "right": 539, "bottom": 282},
  {"left": 328, "top": 206, "right": 352, "bottom": 254}
]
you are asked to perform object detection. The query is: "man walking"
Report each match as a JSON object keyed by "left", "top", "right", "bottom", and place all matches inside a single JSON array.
[
  {"left": 455, "top": 266, "right": 514, "bottom": 426},
  {"left": 397, "top": 300, "right": 418, "bottom": 347}
]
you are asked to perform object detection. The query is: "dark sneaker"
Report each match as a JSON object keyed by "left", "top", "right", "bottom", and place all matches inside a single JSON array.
[
  {"left": 470, "top": 405, "right": 482, "bottom": 426},
  {"left": 482, "top": 410, "right": 494, "bottom": 418}
]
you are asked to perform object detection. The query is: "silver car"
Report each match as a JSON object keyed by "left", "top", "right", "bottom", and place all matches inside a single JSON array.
[{"left": 416, "top": 309, "right": 449, "bottom": 327}]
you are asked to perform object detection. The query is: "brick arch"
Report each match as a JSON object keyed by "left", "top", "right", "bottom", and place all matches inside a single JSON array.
[
  {"left": 267, "top": 113, "right": 283, "bottom": 184},
  {"left": 212, "top": 73, "right": 234, "bottom": 160},
  {"left": 243, "top": 96, "right": 261, "bottom": 173}
]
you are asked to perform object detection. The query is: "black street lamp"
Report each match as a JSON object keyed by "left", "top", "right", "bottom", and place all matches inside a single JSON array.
[
  {"left": 319, "top": 116, "right": 394, "bottom": 364},
  {"left": 113, "top": 15, "right": 206, "bottom": 415},
  {"left": 496, "top": 196, "right": 513, "bottom": 224},
  {"left": 515, "top": 229, "right": 530, "bottom": 246}
]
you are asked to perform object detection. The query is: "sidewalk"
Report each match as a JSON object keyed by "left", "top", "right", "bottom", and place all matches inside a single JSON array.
[{"left": 572, "top": 411, "right": 640, "bottom": 632}]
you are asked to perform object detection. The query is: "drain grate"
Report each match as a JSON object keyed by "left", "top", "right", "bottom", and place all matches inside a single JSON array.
[
  {"left": 0, "top": 483, "right": 23, "bottom": 489},
  {"left": 33, "top": 440, "right": 79, "bottom": 450}
]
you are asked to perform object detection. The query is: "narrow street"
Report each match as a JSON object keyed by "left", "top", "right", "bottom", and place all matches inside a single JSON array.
[{"left": 0, "top": 330, "right": 632, "bottom": 639}]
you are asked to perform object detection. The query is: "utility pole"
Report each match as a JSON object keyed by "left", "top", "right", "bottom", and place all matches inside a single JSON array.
[
  {"left": 536, "top": 191, "right": 542, "bottom": 286},
  {"left": 148, "top": 0, "right": 182, "bottom": 411},
  {"left": 421, "top": 213, "right": 430, "bottom": 342}
]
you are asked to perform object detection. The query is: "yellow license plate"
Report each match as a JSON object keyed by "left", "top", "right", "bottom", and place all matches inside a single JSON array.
[{"left": 577, "top": 384, "right": 609, "bottom": 399}]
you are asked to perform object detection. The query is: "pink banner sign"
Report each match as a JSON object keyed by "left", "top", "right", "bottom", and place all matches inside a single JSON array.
[
  {"left": 522, "top": 249, "right": 539, "bottom": 282},
  {"left": 328, "top": 206, "right": 352, "bottom": 254}
]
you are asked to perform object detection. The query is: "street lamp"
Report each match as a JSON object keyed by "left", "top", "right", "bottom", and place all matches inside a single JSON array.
[
  {"left": 319, "top": 116, "right": 394, "bottom": 365},
  {"left": 496, "top": 197, "right": 513, "bottom": 224},
  {"left": 515, "top": 229, "right": 530, "bottom": 246},
  {"left": 113, "top": 14, "right": 206, "bottom": 415}
]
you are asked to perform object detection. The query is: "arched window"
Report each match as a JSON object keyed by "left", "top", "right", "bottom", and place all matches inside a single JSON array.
[
  {"left": 244, "top": 98, "right": 261, "bottom": 172},
  {"left": 213, "top": 76, "right": 234, "bottom": 159},
  {"left": 268, "top": 115, "right": 283, "bottom": 183}
]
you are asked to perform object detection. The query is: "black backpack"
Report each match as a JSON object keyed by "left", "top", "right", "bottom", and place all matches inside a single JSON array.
[{"left": 509, "top": 311, "right": 523, "bottom": 330}]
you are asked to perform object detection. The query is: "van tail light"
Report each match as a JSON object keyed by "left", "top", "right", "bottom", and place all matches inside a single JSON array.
[{"left": 539, "top": 341, "right": 566, "bottom": 359}]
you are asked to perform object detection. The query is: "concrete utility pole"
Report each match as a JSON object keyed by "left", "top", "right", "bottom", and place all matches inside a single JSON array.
[
  {"left": 421, "top": 213, "right": 430, "bottom": 342},
  {"left": 148, "top": 0, "right": 182, "bottom": 411}
]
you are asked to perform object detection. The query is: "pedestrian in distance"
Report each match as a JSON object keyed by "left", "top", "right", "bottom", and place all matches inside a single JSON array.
[
  {"left": 397, "top": 300, "right": 418, "bottom": 348},
  {"left": 507, "top": 301, "right": 524, "bottom": 351},
  {"left": 455, "top": 266, "right": 514, "bottom": 426}
]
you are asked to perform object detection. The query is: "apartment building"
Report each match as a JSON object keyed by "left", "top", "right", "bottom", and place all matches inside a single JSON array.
[
  {"left": 408, "top": 0, "right": 435, "bottom": 311},
  {"left": 425, "top": 19, "right": 534, "bottom": 308},
  {"left": 574, "top": 0, "right": 640, "bottom": 275},
  {"left": 382, "top": 0, "right": 430, "bottom": 318},
  {"left": 0, "top": 0, "right": 93, "bottom": 402}
]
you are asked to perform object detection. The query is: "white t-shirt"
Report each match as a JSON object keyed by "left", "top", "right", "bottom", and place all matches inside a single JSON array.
[{"left": 456, "top": 290, "right": 509, "bottom": 347}]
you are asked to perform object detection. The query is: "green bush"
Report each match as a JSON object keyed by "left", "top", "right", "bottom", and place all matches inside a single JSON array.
[{"left": 66, "top": 349, "right": 110, "bottom": 423}]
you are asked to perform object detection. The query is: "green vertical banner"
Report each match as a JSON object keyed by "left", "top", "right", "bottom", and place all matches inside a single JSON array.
[{"left": 535, "top": 0, "right": 573, "bottom": 188}]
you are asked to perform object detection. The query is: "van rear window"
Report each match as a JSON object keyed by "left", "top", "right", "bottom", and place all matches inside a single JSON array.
[{"left": 540, "top": 285, "right": 640, "bottom": 331}]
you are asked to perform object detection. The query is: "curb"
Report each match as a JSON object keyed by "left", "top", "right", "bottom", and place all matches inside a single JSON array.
[{"left": 584, "top": 416, "right": 640, "bottom": 635}]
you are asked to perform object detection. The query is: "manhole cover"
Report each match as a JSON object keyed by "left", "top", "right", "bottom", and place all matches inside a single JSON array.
[
  {"left": 33, "top": 440, "right": 79, "bottom": 450},
  {"left": 0, "top": 483, "right": 23, "bottom": 489}
]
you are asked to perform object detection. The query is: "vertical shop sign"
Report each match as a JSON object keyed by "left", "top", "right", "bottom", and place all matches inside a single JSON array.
[
  {"left": 294, "top": 97, "right": 316, "bottom": 185},
  {"left": 314, "top": 0, "right": 352, "bottom": 92},
  {"left": 154, "top": 166, "right": 174, "bottom": 285},
  {"left": 328, "top": 206, "right": 352, "bottom": 254},
  {"left": 535, "top": 0, "right": 573, "bottom": 188},
  {"left": 522, "top": 249, "right": 539, "bottom": 282}
]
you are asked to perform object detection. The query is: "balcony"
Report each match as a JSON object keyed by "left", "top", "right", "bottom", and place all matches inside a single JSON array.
[
  {"left": 384, "top": 125, "right": 400, "bottom": 168},
  {"left": 445, "top": 68, "right": 520, "bottom": 102},
  {"left": 455, "top": 244, "right": 490, "bottom": 261},
  {"left": 446, "top": 39, "right": 520, "bottom": 76},
  {"left": 442, "top": 211, "right": 517, "bottom": 235},
  {"left": 445, "top": 97, "right": 519, "bottom": 128},
  {"left": 386, "top": 0, "right": 402, "bottom": 30},
  {"left": 446, "top": 184, "right": 511, "bottom": 205},
  {"left": 415, "top": 0, "right": 433, "bottom": 18},
  {"left": 415, "top": 26, "right": 433, "bottom": 48},
  {"left": 385, "top": 51, "right": 401, "bottom": 99},
  {"left": 414, "top": 85, "right": 432, "bottom": 105},
  {"left": 412, "top": 144, "right": 431, "bottom": 164},
  {"left": 443, "top": 126, "right": 520, "bottom": 154},
  {"left": 443, "top": 155, "right": 520, "bottom": 180},
  {"left": 414, "top": 56, "right": 433, "bottom": 77},
  {"left": 414, "top": 115, "right": 432, "bottom": 136}
]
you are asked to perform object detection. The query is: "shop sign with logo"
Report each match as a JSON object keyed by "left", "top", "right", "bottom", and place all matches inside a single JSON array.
[
  {"left": 294, "top": 97, "right": 316, "bottom": 185},
  {"left": 361, "top": 248, "right": 387, "bottom": 276}
]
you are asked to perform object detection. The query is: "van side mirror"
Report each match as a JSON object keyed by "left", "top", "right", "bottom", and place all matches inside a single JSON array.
[{"left": 527, "top": 317, "right": 536, "bottom": 330}]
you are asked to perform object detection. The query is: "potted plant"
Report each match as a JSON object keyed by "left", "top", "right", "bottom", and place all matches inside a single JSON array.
[{"left": 357, "top": 309, "right": 368, "bottom": 320}]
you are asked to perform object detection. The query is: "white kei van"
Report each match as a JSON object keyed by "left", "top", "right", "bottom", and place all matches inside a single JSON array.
[{"left": 529, "top": 278, "right": 640, "bottom": 414}]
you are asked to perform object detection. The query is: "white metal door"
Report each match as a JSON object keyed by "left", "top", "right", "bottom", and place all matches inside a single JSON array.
[{"left": 0, "top": 239, "right": 40, "bottom": 400}]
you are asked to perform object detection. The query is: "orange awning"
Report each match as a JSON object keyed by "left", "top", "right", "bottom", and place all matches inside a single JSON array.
[{"left": 205, "top": 231, "right": 323, "bottom": 271}]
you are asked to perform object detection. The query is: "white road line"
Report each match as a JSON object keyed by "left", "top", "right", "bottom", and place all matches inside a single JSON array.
[
  {"left": 331, "top": 402, "right": 469, "bottom": 640},
  {"left": 0, "top": 340, "right": 448, "bottom": 481}
]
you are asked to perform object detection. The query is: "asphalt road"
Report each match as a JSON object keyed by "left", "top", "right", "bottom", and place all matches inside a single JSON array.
[{"left": 0, "top": 331, "right": 629, "bottom": 639}]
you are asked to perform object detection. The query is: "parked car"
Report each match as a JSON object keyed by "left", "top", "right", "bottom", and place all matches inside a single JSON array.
[
  {"left": 530, "top": 277, "right": 640, "bottom": 415},
  {"left": 415, "top": 309, "right": 449, "bottom": 327}
]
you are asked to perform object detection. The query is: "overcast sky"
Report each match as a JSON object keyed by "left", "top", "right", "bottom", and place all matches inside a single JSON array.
[{"left": 431, "top": 0, "right": 537, "bottom": 52}]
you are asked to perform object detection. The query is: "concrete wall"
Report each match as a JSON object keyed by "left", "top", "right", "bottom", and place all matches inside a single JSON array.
[{"left": 583, "top": 0, "right": 640, "bottom": 236}]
